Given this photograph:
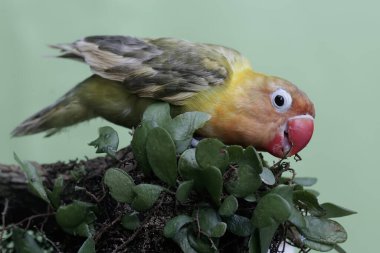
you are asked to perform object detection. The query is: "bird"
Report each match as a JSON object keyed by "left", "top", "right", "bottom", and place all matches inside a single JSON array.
[{"left": 12, "top": 35, "right": 315, "bottom": 158}]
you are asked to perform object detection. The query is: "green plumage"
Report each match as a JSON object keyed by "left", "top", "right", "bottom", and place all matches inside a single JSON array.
[
  {"left": 12, "top": 35, "right": 247, "bottom": 136},
  {"left": 53, "top": 36, "right": 244, "bottom": 103}
]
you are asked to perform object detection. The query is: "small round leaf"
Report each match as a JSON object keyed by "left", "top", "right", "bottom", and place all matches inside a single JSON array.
[
  {"left": 176, "top": 180, "right": 194, "bottom": 203},
  {"left": 194, "top": 207, "right": 222, "bottom": 237},
  {"left": 226, "top": 145, "right": 244, "bottom": 163},
  {"left": 146, "top": 127, "right": 177, "bottom": 186},
  {"left": 293, "top": 190, "right": 325, "bottom": 216},
  {"left": 88, "top": 126, "right": 119, "bottom": 157},
  {"left": 293, "top": 177, "right": 317, "bottom": 186},
  {"left": 178, "top": 149, "right": 204, "bottom": 190},
  {"left": 168, "top": 112, "right": 211, "bottom": 153},
  {"left": 56, "top": 201, "right": 94, "bottom": 228},
  {"left": 225, "top": 214, "right": 254, "bottom": 237},
  {"left": 298, "top": 216, "right": 347, "bottom": 244},
  {"left": 210, "top": 222, "right": 227, "bottom": 237},
  {"left": 260, "top": 167, "right": 276, "bottom": 185},
  {"left": 78, "top": 237, "right": 95, "bottom": 253},
  {"left": 187, "top": 233, "right": 216, "bottom": 253},
  {"left": 131, "top": 123, "right": 152, "bottom": 175},
  {"left": 239, "top": 146, "right": 263, "bottom": 173},
  {"left": 218, "top": 195, "right": 238, "bottom": 217},
  {"left": 121, "top": 212, "right": 140, "bottom": 230},
  {"left": 104, "top": 168, "right": 135, "bottom": 203},
  {"left": 252, "top": 194, "right": 291, "bottom": 228},
  {"left": 225, "top": 164, "right": 262, "bottom": 198},
  {"left": 164, "top": 215, "right": 193, "bottom": 238},
  {"left": 201, "top": 166, "right": 223, "bottom": 205},
  {"left": 303, "top": 239, "right": 334, "bottom": 252},
  {"left": 195, "top": 138, "right": 229, "bottom": 172},
  {"left": 131, "top": 184, "right": 163, "bottom": 212}
]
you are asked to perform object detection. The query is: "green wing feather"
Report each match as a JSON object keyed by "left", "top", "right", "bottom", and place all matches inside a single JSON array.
[{"left": 52, "top": 36, "right": 248, "bottom": 105}]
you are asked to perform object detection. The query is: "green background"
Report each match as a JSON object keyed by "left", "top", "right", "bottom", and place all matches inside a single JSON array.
[{"left": 1, "top": 0, "right": 378, "bottom": 252}]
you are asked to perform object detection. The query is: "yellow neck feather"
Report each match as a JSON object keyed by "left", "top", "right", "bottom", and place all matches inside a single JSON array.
[{"left": 183, "top": 70, "right": 268, "bottom": 142}]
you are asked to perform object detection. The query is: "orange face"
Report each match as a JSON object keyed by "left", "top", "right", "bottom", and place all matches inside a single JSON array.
[
  {"left": 192, "top": 71, "right": 315, "bottom": 158},
  {"left": 256, "top": 75, "right": 315, "bottom": 157}
]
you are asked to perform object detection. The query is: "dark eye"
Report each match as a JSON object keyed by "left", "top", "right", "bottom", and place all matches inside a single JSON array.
[
  {"left": 274, "top": 95, "right": 285, "bottom": 106},
  {"left": 271, "top": 89, "right": 292, "bottom": 112}
]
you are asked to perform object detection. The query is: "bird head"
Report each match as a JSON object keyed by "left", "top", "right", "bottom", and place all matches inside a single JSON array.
[
  {"left": 239, "top": 73, "right": 315, "bottom": 158},
  {"left": 195, "top": 71, "right": 315, "bottom": 158},
  {"left": 260, "top": 76, "right": 315, "bottom": 157}
]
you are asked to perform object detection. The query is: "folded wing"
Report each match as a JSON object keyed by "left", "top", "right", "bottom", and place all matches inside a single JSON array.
[{"left": 52, "top": 35, "right": 250, "bottom": 104}]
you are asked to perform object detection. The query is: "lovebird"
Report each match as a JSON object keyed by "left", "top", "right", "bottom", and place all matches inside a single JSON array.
[{"left": 12, "top": 36, "right": 315, "bottom": 158}]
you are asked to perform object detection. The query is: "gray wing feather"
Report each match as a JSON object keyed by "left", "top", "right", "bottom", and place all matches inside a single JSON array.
[{"left": 52, "top": 35, "right": 246, "bottom": 104}]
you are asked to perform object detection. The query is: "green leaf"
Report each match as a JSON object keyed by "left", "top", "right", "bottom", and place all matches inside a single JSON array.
[
  {"left": 12, "top": 228, "right": 44, "bottom": 253},
  {"left": 218, "top": 195, "right": 238, "bottom": 217},
  {"left": 121, "top": 212, "right": 140, "bottom": 230},
  {"left": 146, "top": 127, "right": 177, "bottom": 186},
  {"left": 168, "top": 112, "right": 211, "bottom": 153},
  {"left": 252, "top": 194, "right": 291, "bottom": 228},
  {"left": 56, "top": 201, "right": 95, "bottom": 228},
  {"left": 164, "top": 215, "right": 193, "bottom": 238},
  {"left": 179, "top": 151, "right": 224, "bottom": 205},
  {"left": 226, "top": 145, "right": 244, "bottom": 163},
  {"left": 299, "top": 216, "right": 347, "bottom": 244},
  {"left": 244, "top": 194, "right": 257, "bottom": 202},
  {"left": 172, "top": 227, "right": 198, "bottom": 253},
  {"left": 176, "top": 180, "right": 194, "bottom": 203},
  {"left": 78, "top": 237, "right": 95, "bottom": 253},
  {"left": 70, "top": 166, "right": 87, "bottom": 181},
  {"left": 131, "top": 184, "right": 163, "bottom": 211},
  {"left": 202, "top": 166, "right": 223, "bottom": 205},
  {"left": 259, "top": 167, "right": 275, "bottom": 185},
  {"left": 104, "top": 168, "right": 135, "bottom": 203},
  {"left": 178, "top": 149, "right": 204, "bottom": 190},
  {"left": 195, "top": 207, "right": 224, "bottom": 237},
  {"left": 294, "top": 190, "right": 326, "bottom": 216},
  {"left": 209, "top": 222, "right": 227, "bottom": 237},
  {"left": 188, "top": 232, "right": 217, "bottom": 253},
  {"left": 321, "top": 203, "right": 357, "bottom": 218},
  {"left": 131, "top": 122, "right": 152, "bottom": 175},
  {"left": 270, "top": 185, "right": 293, "bottom": 202},
  {"left": 270, "top": 185, "right": 306, "bottom": 229},
  {"left": 303, "top": 239, "right": 334, "bottom": 252},
  {"left": 47, "top": 176, "right": 64, "bottom": 209},
  {"left": 14, "top": 153, "right": 50, "bottom": 204},
  {"left": 248, "top": 232, "right": 260, "bottom": 253},
  {"left": 293, "top": 177, "right": 317, "bottom": 186},
  {"left": 307, "top": 189, "right": 320, "bottom": 197},
  {"left": 239, "top": 146, "right": 263, "bottom": 173},
  {"left": 195, "top": 138, "right": 229, "bottom": 172},
  {"left": 56, "top": 201, "right": 96, "bottom": 237},
  {"left": 225, "top": 214, "right": 254, "bottom": 237},
  {"left": 63, "top": 223, "right": 94, "bottom": 237},
  {"left": 88, "top": 126, "right": 119, "bottom": 157},
  {"left": 259, "top": 225, "right": 279, "bottom": 253},
  {"left": 290, "top": 209, "right": 307, "bottom": 230},
  {"left": 142, "top": 102, "right": 172, "bottom": 129},
  {"left": 225, "top": 164, "right": 262, "bottom": 198}
]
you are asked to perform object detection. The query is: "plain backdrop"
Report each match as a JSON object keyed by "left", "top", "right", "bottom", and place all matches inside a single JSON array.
[{"left": 1, "top": 1, "right": 379, "bottom": 252}]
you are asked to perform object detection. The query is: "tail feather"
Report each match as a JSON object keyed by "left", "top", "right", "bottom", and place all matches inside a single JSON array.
[
  {"left": 12, "top": 84, "right": 95, "bottom": 137},
  {"left": 49, "top": 43, "right": 84, "bottom": 61}
]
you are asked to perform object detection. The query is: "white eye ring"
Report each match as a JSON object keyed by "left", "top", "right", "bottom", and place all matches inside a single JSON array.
[{"left": 270, "top": 88, "right": 292, "bottom": 113}]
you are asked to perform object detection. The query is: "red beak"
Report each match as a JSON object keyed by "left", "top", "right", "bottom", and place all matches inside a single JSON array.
[{"left": 267, "top": 115, "right": 314, "bottom": 158}]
